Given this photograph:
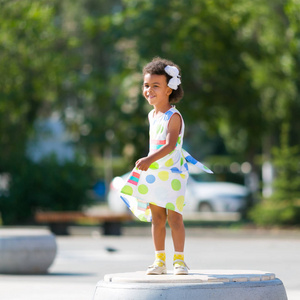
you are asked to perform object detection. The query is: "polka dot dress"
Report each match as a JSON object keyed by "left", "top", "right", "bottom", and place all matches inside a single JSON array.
[{"left": 120, "top": 106, "right": 212, "bottom": 222}]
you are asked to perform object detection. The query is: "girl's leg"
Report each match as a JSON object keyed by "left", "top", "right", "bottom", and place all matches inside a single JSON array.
[
  {"left": 146, "top": 204, "right": 167, "bottom": 274},
  {"left": 167, "top": 210, "right": 185, "bottom": 252},
  {"left": 168, "top": 210, "right": 188, "bottom": 274},
  {"left": 150, "top": 204, "right": 167, "bottom": 251}
]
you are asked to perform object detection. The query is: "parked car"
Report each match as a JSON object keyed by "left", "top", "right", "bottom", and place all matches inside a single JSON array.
[
  {"left": 107, "top": 167, "right": 249, "bottom": 213},
  {"left": 184, "top": 173, "right": 248, "bottom": 212}
]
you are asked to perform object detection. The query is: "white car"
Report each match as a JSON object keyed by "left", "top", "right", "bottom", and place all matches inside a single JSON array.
[
  {"left": 184, "top": 173, "right": 248, "bottom": 212},
  {"left": 107, "top": 167, "right": 249, "bottom": 213}
]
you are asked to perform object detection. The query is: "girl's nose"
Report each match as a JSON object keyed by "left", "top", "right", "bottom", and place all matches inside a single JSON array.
[{"left": 145, "top": 87, "right": 151, "bottom": 94}]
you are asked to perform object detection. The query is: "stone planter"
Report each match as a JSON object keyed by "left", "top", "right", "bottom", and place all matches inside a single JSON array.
[{"left": 0, "top": 228, "right": 57, "bottom": 274}]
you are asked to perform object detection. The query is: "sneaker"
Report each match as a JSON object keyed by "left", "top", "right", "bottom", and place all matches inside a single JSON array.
[
  {"left": 173, "top": 259, "right": 189, "bottom": 275},
  {"left": 146, "top": 259, "right": 167, "bottom": 275}
]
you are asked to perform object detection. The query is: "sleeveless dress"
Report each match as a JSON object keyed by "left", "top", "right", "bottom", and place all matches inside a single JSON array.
[{"left": 120, "top": 106, "right": 212, "bottom": 222}]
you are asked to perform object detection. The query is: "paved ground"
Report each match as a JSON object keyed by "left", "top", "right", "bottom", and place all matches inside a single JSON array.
[{"left": 1, "top": 226, "right": 300, "bottom": 300}]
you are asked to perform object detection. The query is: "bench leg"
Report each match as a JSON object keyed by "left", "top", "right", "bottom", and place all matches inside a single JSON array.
[
  {"left": 102, "top": 222, "right": 122, "bottom": 236},
  {"left": 49, "top": 223, "right": 69, "bottom": 235}
]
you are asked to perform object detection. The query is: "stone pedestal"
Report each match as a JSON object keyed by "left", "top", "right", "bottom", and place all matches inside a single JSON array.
[
  {"left": 0, "top": 228, "right": 57, "bottom": 274},
  {"left": 93, "top": 270, "right": 287, "bottom": 300}
]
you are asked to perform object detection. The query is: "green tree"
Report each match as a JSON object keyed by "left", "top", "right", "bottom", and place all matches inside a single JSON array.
[
  {"left": 0, "top": 0, "right": 76, "bottom": 171},
  {"left": 250, "top": 123, "right": 300, "bottom": 225},
  {"left": 272, "top": 123, "right": 300, "bottom": 204},
  {"left": 0, "top": 1, "right": 92, "bottom": 224},
  {"left": 58, "top": 0, "right": 150, "bottom": 174}
]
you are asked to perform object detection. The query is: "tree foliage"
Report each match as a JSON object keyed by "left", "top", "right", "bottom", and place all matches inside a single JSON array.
[
  {"left": 0, "top": 0, "right": 75, "bottom": 170},
  {"left": 249, "top": 123, "right": 300, "bottom": 226}
]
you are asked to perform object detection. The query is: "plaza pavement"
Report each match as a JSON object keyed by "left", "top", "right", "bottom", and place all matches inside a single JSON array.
[{"left": 1, "top": 226, "right": 300, "bottom": 300}]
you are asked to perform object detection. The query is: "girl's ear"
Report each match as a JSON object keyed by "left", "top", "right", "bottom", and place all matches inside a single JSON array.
[{"left": 166, "top": 87, "right": 173, "bottom": 96}]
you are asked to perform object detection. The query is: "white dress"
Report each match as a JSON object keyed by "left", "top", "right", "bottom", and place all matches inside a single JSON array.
[{"left": 120, "top": 106, "right": 212, "bottom": 222}]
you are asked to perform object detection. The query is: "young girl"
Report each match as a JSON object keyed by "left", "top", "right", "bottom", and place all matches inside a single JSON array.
[{"left": 120, "top": 57, "right": 212, "bottom": 275}]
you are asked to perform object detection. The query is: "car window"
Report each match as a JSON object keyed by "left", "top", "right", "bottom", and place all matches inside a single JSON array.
[{"left": 190, "top": 173, "right": 216, "bottom": 182}]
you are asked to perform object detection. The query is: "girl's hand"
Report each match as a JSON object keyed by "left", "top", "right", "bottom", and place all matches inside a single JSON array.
[{"left": 135, "top": 157, "right": 152, "bottom": 171}]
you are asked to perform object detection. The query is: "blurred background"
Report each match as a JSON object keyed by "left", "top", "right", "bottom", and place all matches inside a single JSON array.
[{"left": 0, "top": 0, "right": 299, "bottom": 227}]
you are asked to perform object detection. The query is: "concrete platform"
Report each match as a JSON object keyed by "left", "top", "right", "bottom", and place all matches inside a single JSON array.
[
  {"left": 93, "top": 270, "right": 287, "bottom": 300},
  {"left": 0, "top": 228, "right": 57, "bottom": 274}
]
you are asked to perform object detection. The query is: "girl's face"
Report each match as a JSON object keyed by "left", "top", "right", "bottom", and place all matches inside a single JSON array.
[{"left": 143, "top": 73, "right": 172, "bottom": 107}]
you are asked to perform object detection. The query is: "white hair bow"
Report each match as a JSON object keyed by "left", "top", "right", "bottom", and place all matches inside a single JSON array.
[{"left": 164, "top": 65, "right": 181, "bottom": 90}]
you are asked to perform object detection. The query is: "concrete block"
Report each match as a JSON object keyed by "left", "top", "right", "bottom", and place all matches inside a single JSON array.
[
  {"left": 0, "top": 228, "right": 57, "bottom": 274},
  {"left": 93, "top": 270, "right": 288, "bottom": 300}
]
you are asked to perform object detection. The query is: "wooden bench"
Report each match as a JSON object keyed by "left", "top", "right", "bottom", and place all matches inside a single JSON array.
[{"left": 35, "top": 211, "right": 133, "bottom": 236}]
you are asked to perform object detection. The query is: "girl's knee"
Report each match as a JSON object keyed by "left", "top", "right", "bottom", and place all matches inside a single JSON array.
[
  {"left": 150, "top": 205, "right": 167, "bottom": 227},
  {"left": 152, "top": 214, "right": 167, "bottom": 227},
  {"left": 168, "top": 212, "right": 184, "bottom": 230}
]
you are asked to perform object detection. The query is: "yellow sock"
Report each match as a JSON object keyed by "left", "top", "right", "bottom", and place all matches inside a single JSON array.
[
  {"left": 155, "top": 251, "right": 166, "bottom": 267},
  {"left": 173, "top": 252, "right": 185, "bottom": 267}
]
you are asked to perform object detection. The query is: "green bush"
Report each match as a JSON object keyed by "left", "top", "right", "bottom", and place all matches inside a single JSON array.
[
  {"left": 0, "top": 156, "right": 94, "bottom": 225},
  {"left": 250, "top": 123, "right": 300, "bottom": 226},
  {"left": 249, "top": 201, "right": 300, "bottom": 226}
]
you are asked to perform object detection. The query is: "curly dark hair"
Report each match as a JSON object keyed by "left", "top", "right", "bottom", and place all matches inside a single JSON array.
[{"left": 143, "top": 57, "right": 184, "bottom": 103}]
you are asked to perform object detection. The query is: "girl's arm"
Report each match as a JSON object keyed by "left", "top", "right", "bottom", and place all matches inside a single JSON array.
[{"left": 135, "top": 113, "right": 181, "bottom": 171}]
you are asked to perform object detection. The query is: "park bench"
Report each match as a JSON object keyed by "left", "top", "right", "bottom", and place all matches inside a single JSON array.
[{"left": 35, "top": 211, "right": 133, "bottom": 236}]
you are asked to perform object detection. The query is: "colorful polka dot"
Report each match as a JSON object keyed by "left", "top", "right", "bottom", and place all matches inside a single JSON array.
[
  {"left": 156, "top": 125, "right": 162, "bottom": 134},
  {"left": 180, "top": 174, "right": 186, "bottom": 179},
  {"left": 171, "top": 179, "right": 181, "bottom": 191},
  {"left": 180, "top": 157, "right": 184, "bottom": 166},
  {"left": 176, "top": 196, "right": 185, "bottom": 212},
  {"left": 146, "top": 175, "right": 156, "bottom": 184},
  {"left": 164, "top": 111, "right": 173, "bottom": 121},
  {"left": 138, "top": 214, "right": 148, "bottom": 222},
  {"left": 203, "top": 165, "right": 211, "bottom": 172},
  {"left": 121, "top": 185, "right": 133, "bottom": 195},
  {"left": 158, "top": 171, "right": 169, "bottom": 181},
  {"left": 166, "top": 202, "right": 175, "bottom": 210},
  {"left": 171, "top": 167, "right": 181, "bottom": 173},
  {"left": 165, "top": 158, "right": 174, "bottom": 167},
  {"left": 149, "top": 162, "right": 159, "bottom": 170},
  {"left": 138, "top": 184, "right": 148, "bottom": 194},
  {"left": 177, "top": 136, "right": 181, "bottom": 144},
  {"left": 185, "top": 155, "right": 197, "bottom": 165}
]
